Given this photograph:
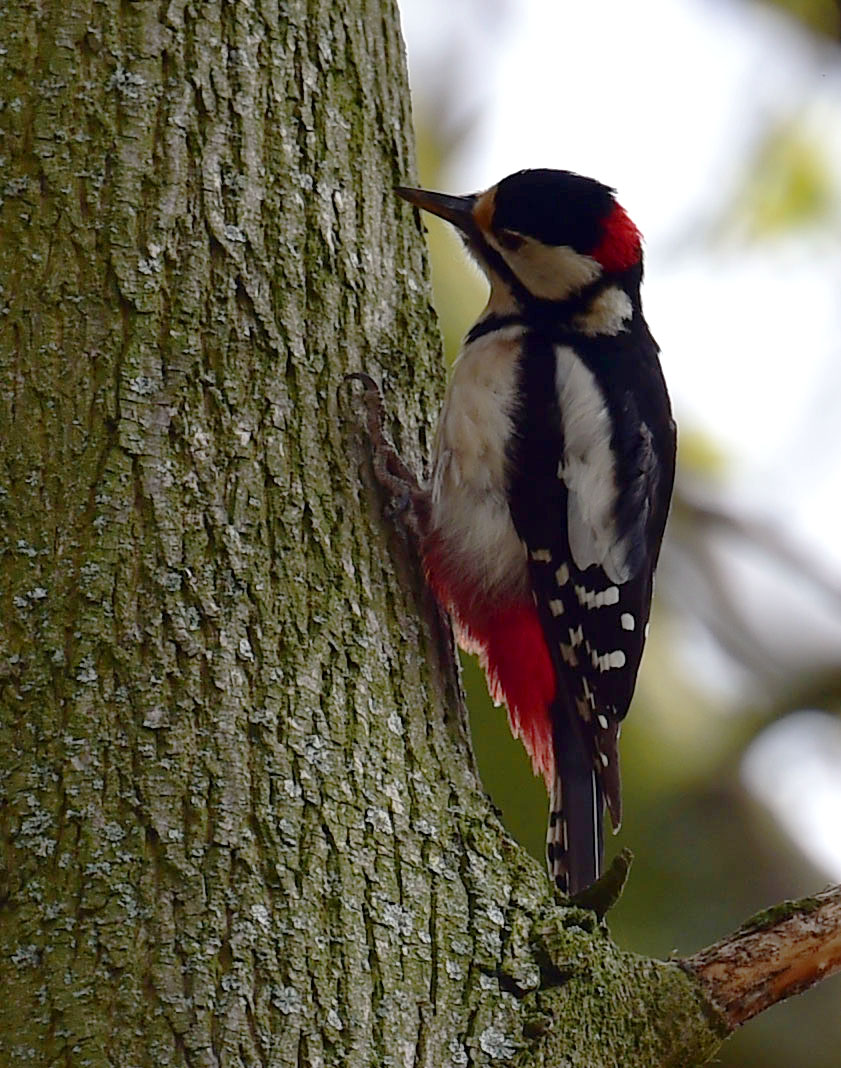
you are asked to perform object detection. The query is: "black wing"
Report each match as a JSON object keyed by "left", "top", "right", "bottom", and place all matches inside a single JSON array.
[{"left": 507, "top": 327, "right": 675, "bottom": 833}]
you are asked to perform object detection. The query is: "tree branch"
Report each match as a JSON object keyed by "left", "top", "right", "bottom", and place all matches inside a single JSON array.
[
  {"left": 680, "top": 491, "right": 841, "bottom": 612},
  {"left": 684, "top": 884, "right": 841, "bottom": 1028}
]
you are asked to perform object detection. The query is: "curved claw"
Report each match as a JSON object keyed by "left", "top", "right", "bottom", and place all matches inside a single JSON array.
[
  {"left": 342, "top": 373, "right": 392, "bottom": 465},
  {"left": 342, "top": 372, "right": 429, "bottom": 537},
  {"left": 344, "top": 371, "right": 378, "bottom": 390}
]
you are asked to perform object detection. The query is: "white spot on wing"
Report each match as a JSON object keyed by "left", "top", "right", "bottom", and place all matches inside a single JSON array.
[
  {"left": 574, "top": 583, "right": 619, "bottom": 609},
  {"left": 530, "top": 548, "right": 552, "bottom": 562},
  {"left": 555, "top": 563, "right": 570, "bottom": 587},
  {"left": 549, "top": 599, "right": 564, "bottom": 616},
  {"left": 591, "top": 648, "right": 627, "bottom": 672},
  {"left": 621, "top": 613, "right": 635, "bottom": 631}
]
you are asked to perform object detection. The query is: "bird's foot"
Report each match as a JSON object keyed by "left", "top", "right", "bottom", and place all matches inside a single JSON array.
[{"left": 343, "top": 373, "right": 429, "bottom": 542}]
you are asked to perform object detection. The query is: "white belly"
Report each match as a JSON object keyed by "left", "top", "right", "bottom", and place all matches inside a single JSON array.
[{"left": 430, "top": 326, "right": 530, "bottom": 601}]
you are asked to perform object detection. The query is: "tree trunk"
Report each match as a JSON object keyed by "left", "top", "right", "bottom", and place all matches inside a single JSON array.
[{"left": 0, "top": 3, "right": 831, "bottom": 1066}]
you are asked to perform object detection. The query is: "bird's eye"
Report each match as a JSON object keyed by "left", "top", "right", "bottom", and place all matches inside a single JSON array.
[{"left": 496, "top": 229, "right": 525, "bottom": 251}]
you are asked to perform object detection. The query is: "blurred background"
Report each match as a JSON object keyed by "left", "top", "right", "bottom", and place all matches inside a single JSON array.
[{"left": 397, "top": 0, "right": 841, "bottom": 1062}]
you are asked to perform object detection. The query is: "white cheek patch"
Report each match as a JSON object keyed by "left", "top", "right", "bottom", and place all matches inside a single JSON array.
[
  {"left": 488, "top": 233, "right": 603, "bottom": 301},
  {"left": 554, "top": 346, "right": 629, "bottom": 584}
]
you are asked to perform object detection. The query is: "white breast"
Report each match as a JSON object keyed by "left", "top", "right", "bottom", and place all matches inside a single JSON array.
[{"left": 430, "top": 326, "right": 530, "bottom": 601}]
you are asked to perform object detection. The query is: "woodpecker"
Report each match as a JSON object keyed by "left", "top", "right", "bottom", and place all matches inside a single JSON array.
[{"left": 368, "top": 169, "right": 675, "bottom": 895}]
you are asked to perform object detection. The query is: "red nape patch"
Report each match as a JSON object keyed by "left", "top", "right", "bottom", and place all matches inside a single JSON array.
[{"left": 590, "top": 202, "right": 641, "bottom": 272}]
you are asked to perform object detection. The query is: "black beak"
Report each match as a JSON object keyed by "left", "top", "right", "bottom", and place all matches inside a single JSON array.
[{"left": 396, "top": 185, "right": 476, "bottom": 234}]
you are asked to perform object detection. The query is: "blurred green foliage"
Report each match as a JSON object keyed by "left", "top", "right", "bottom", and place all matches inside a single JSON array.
[
  {"left": 725, "top": 123, "right": 837, "bottom": 239},
  {"left": 761, "top": 0, "right": 841, "bottom": 38}
]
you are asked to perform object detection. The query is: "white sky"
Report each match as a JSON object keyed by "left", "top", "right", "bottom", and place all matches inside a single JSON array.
[{"left": 399, "top": 0, "right": 841, "bottom": 876}]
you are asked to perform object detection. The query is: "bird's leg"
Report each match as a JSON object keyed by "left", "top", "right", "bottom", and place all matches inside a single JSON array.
[{"left": 344, "top": 373, "right": 430, "bottom": 544}]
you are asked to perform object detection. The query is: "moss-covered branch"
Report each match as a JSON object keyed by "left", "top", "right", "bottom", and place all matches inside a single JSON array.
[{"left": 684, "top": 884, "right": 841, "bottom": 1028}]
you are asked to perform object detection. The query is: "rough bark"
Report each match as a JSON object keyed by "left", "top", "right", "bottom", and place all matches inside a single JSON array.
[{"left": 0, "top": 2, "right": 834, "bottom": 1067}]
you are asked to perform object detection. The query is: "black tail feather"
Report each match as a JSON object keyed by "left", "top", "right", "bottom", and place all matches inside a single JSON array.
[{"left": 546, "top": 701, "right": 604, "bottom": 895}]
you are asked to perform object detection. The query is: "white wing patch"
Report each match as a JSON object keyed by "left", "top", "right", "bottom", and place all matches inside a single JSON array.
[{"left": 554, "top": 345, "right": 629, "bottom": 584}]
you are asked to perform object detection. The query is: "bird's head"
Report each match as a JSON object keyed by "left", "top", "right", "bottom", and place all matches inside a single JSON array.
[{"left": 397, "top": 168, "right": 641, "bottom": 306}]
